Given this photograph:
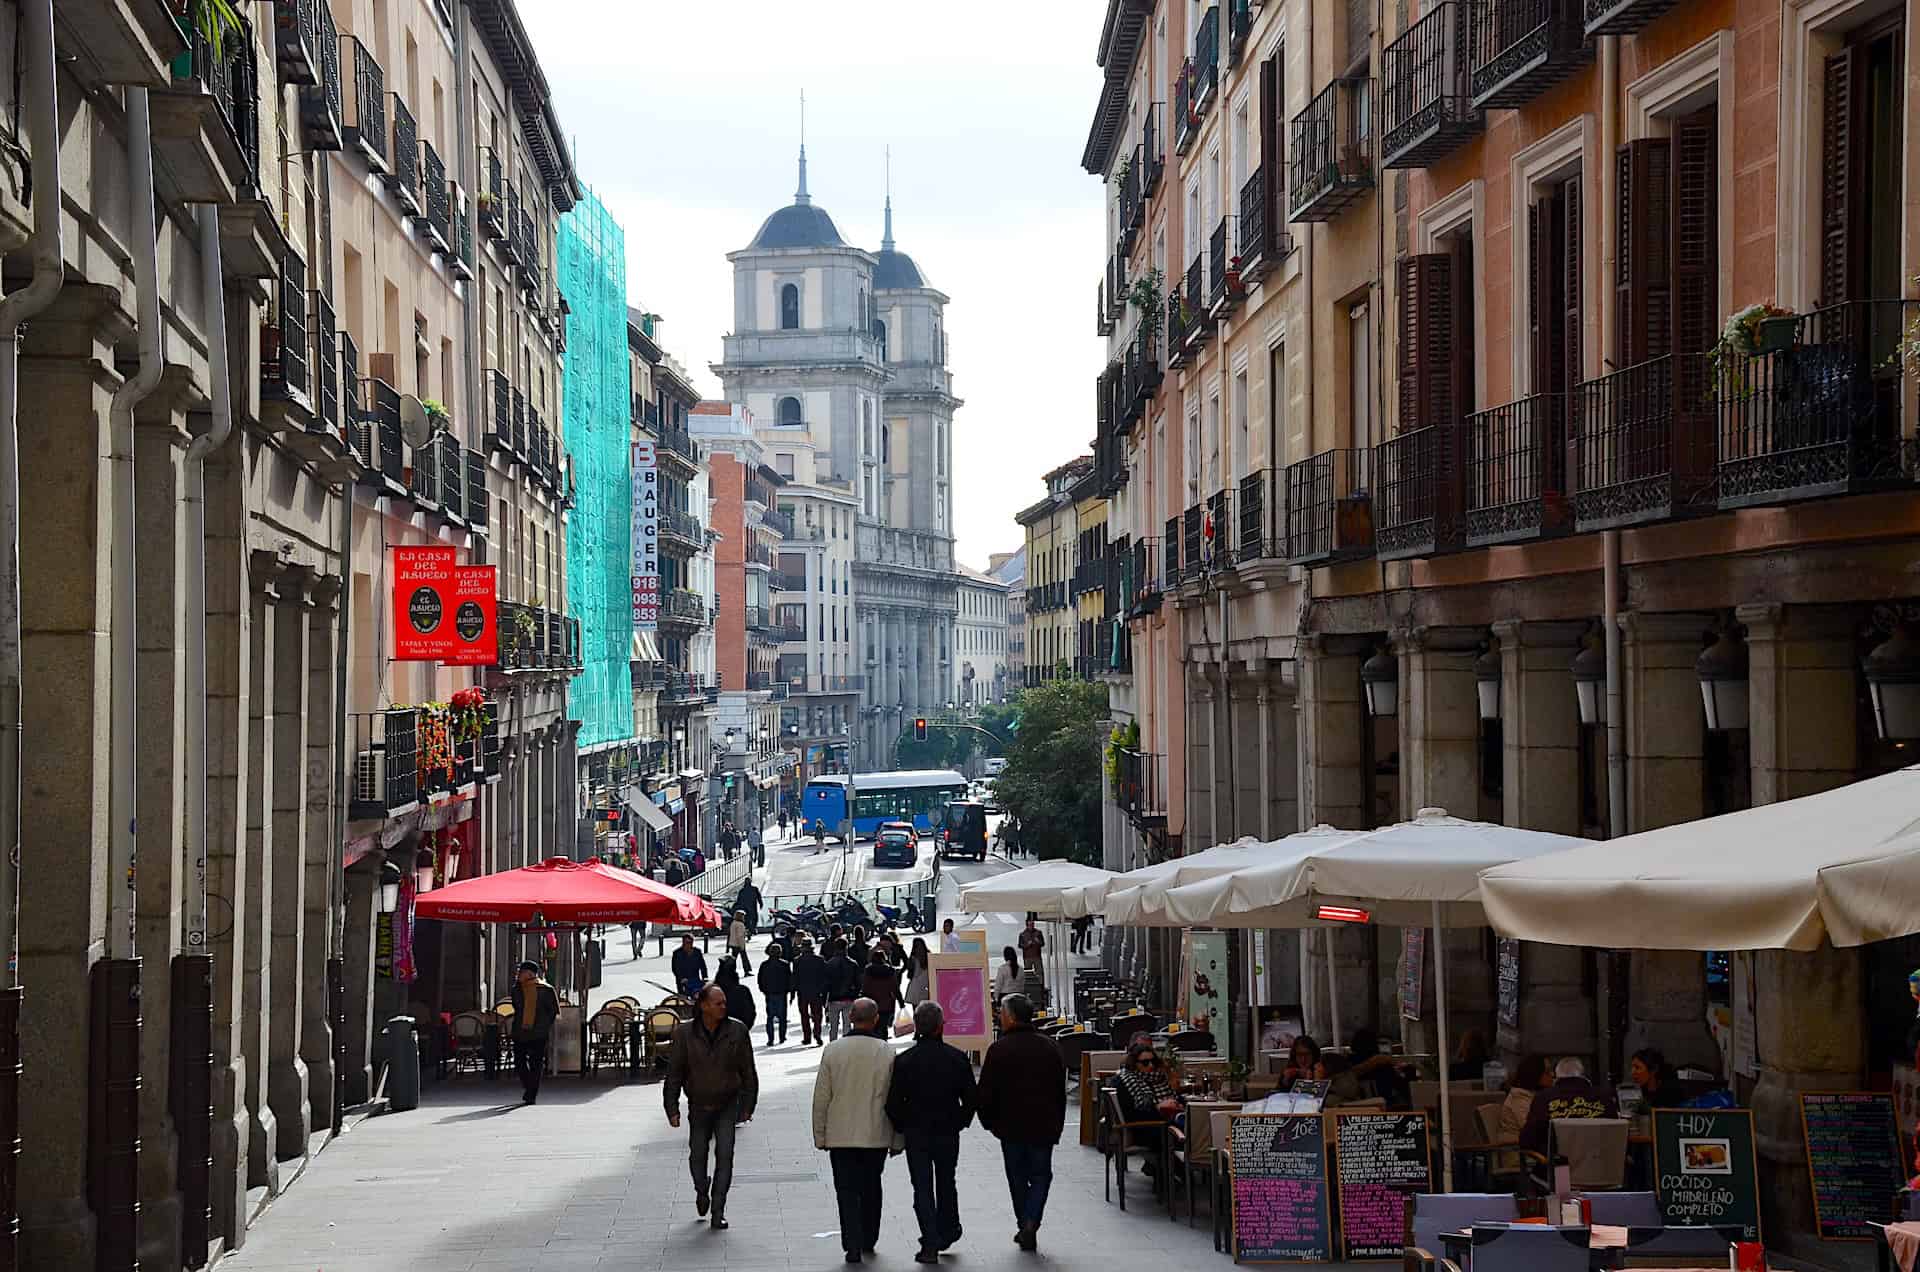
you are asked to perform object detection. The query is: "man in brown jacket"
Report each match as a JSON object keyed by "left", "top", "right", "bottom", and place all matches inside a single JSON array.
[
  {"left": 975, "top": 993, "right": 1066, "bottom": 1253},
  {"left": 664, "top": 984, "right": 760, "bottom": 1230}
]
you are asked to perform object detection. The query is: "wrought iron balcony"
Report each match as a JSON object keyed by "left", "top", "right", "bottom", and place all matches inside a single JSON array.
[
  {"left": 1141, "top": 103, "right": 1165, "bottom": 196},
  {"left": 1181, "top": 254, "right": 1215, "bottom": 351},
  {"left": 1108, "top": 252, "right": 1128, "bottom": 322},
  {"left": 349, "top": 708, "right": 419, "bottom": 819},
  {"left": 1097, "top": 280, "right": 1114, "bottom": 338},
  {"left": 1228, "top": 0, "right": 1253, "bottom": 63},
  {"left": 1208, "top": 217, "right": 1243, "bottom": 317},
  {"left": 1167, "top": 293, "right": 1190, "bottom": 368},
  {"left": 291, "top": 0, "right": 343, "bottom": 150},
  {"left": 1714, "top": 300, "right": 1920, "bottom": 510},
  {"left": 1174, "top": 60, "right": 1199, "bottom": 155},
  {"left": 341, "top": 332, "right": 370, "bottom": 466},
  {"left": 659, "top": 425, "right": 698, "bottom": 468},
  {"left": 1463, "top": 392, "right": 1571, "bottom": 546},
  {"left": 341, "top": 35, "right": 385, "bottom": 167},
  {"left": 1193, "top": 7, "right": 1221, "bottom": 110},
  {"left": 1290, "top": 77, "right": 1374, "bottom": 221},
  {"left": 1164, "top": 515, "right": 1183, "bottom": 586},
  {"left": 273, "top": 0, "right": 320, "bottom": 85},
  {"left": 503, "top": 186, "right": 525, "bottom": 265},
  {"left": 763, "top": 507, "right": 795, "bottom": 538},
  {"left": 422, "top": 139, "right": 451, "bottom": 252},
  {"left": 1470, "top": 0, "right": 1591, "bottom": 109},
  {"left": 1585, "top": 0, "right": 1678, "bottom": 37},
  {"left": 358, "top": 375, "right": 404, "bottom": 488},
  {"left": 1126, "top": 317, "right": 1162, "bottom": 411},
  {"left": 1382, "top": 2, "right": 1486, "bottom": 168},
  {"left": 1375, "top": 425, "right": 1462, "bottom": 560},
  {"left": 261, "top": 249, "right": 310, "bottom": 413},
  {"left": 387, "top": 93, "right": 420, "bottom": 214},
  {"left": 1183, "top": 503, "right": 1205, "bottom": 577},
  {"left": 1571, "top": 353, "right": 1713, "bottom": 532},
  {"left": 1207, "top": 489, "right": 1233, "bottom": 567},
  {"left": 479, "top": 146, "right": 507, "bottom": 242},
  {"left": 450, "top": 182, "right": 474, "bottom": 280},
  {"left": 438, "top": 433, "right": 465, "bottom": 523},
  {"left": 179, "top": 4, "right": 261, "bottom": 192},
  {"left": 510, "top": 387, "right": 526, "bottom": 459},
  {"left": 1238, "top": 168, "right": 1288, "bottom": 286},
  {"left": 466, "top": 445, "right": 489, "bottom": 531},
  {"left": 408, "top": 431, "right": 440, "bottom": 510},
  {"left": 484, "top": 369, "right": 512, "bottom": 454},
  {"left": 1284, "top": 448, "right": 1377, "bottom": 563},
  {"left": 1117, "top": 748, "right": 1166, "bottom": 824},
  {"left": 1237, "top": 469, "right": 1274, "bottom": 560},
  {"left": 309, "top": 289, "right": 337, "bottom": 439},
  {"left": 663, "top": 589, "right": 708, "bottom": 628}
]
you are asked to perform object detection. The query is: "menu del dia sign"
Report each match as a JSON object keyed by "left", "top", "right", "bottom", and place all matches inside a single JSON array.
[{"left": 393, "top": 546, "right": 496, "bottom": 665}]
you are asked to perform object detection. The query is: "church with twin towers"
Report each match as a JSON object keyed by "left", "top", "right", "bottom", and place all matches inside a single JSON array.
[{"left": 716, "top": 144, "right": 964, "bottom": 770}]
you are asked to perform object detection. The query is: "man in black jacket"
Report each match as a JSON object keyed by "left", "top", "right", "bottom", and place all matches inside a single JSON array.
[
  {"left": 665, "top": 984, "right": 759, "bottom": 1230},
  {"left": 509, "top": 960, "right": 560, "bottom": 1104},
  {"left": 792, "top": 938, "right": 830, "bottom": 1046},
  {"left": 975, "top": 993, "right": 1066, "bottom": 1253},
  {"left": 671, "top": 933, "right": 708, "bottom": 997},
  {"left": 824, "top": 939, "right": 862, "bottom": 1042},
  {"left": 886, "top": 1001, "right": 977, "bottom": 1264},
  {"left": 756, "top": 942, "right": 794, "bottom": 1046}
]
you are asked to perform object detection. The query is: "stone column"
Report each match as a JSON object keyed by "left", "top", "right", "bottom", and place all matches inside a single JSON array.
[
  {"left": 300, "top": 579, "right": 341, "bottom": 1137},
  {"left": 133, "top": 392, "right": 191, "bottom": 1265},
  {"left": 1397, "top": 626, "right": 1485, "bottom": 817},
  {"left": 268, "top": 567, "right": 311, "bottom": 1164},
  {"left": 1738, "top": 602, "right": 1867, "bottom": 1243},
  {"left": 1257, "top": 673, "right": 1301, "bottom": 838},
  {"left": 15, "top": 285, "right": 125, "bottom": 1267},
  {"left": 338, "top": 860, "right": 378, "bottom": 1106},
  {"left": 242, "top": 553, "right": 280, "bottom": 1193},
  {"left": 1185, "top": 669, "right": 1215, "bottom": 851},
  {"left": 1298, "top": 635, "right": 1367, "bottom": 828},
  {"left": 1620, "top": 611, "right": 1718, "bottom": 1071},
  {"left": 202, "top": 421, "right": 251, "bottom": 1248},
  {"left": 1230, "top": 667, "right": 1261, "bottom": 840},
  {"left": 1493, "top": 620, "right": 1586, "bottom": 835}
]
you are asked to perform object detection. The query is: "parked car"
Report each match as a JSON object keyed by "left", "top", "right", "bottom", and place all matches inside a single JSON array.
[{"left": 873, "top": 820, "right": 919, "bottom": 868}]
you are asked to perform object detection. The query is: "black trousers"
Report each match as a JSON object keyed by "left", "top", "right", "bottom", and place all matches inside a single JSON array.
[
  {"left": 828, "top": 1147, "right": 887, "bottom": 1254},
  {"left": 798, "top": 996, "right": 824, "bottom": 1044},
  {"left": 514, "top": 1035, "right": 548, "bottom": 1101},
  {"left": 905, "top": 1134, "right": 961, "bottom": 1252}
]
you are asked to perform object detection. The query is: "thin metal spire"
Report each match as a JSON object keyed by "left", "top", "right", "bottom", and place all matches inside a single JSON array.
[
  {"left": 881, "top": 144, "right": 894, "bottom": 250},
  {"left": 796, "top": 90, "right": 810, "bottom": 205}
]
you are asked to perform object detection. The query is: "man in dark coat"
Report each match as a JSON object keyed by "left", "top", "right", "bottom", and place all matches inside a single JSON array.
[
  {"left": 825, "top": 938, "right": 862, "bottom": 1042},
  {"left": 734, "top": 878, "right": 763, "bottom": 933},
  {"left": 887, "top": 1001, "right": 978, "bottom": 1263},
  {"left": 756, "top": 942, "right": 794, "bottom": 1046},
  {"left": 509, "top": 960, "right": 560, "bottom": 1105},
  {"left": 671, "top": 933, "right": 707, "bottom": 997},
  {"left": 792, "top": 938, "right": 830, "bottom": 1046},
  {"left": 975, "top": 993, "right": 1066, "bottom": 1253},
  {"left": 664, "top": 984, "right": 759, "bottom": 1230}
]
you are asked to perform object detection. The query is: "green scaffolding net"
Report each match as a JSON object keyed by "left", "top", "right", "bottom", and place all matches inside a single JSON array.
[{"left": 559, "top": 191, "right": 633, "bottom": 750}]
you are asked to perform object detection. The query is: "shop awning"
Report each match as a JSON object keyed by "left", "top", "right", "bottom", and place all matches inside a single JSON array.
[
  {"left": 414, "top": 856, "right": 721, "bottom": 926},
  {"left": 632, "top": 630, "right": 662, "bottom": 664},
  {"left": 624, "top": 788, "right": 674, "bottom": 834}
]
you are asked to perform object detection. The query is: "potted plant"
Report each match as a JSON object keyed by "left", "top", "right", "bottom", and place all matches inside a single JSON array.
[
  {"left": 1226, "top": 254, "right": 1245, "bottom": 296},
  {"left": 1223, "top": 1059, "right": 1251, "bottom": 1101},
  {"left": 420, "top": 398, "right": 451, "bottom": 431},
  {"left": 1128, "top": 267, "right": 1164, "bottom": 318},
  {"left": 1113, "top": 155, "right": 1132, "bottom": 189},
  {"left": 1709, "top": 301, "right": 1796, "bottom": 397}
]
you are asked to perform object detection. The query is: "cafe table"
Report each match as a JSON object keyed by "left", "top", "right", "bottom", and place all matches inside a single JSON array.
[
  {"left": 1873, "top": 1220, "right": 1920, "bottom": 1272},
  {"left": 1439, "top": 1222, "right": 1743, "bottom": 1270}
]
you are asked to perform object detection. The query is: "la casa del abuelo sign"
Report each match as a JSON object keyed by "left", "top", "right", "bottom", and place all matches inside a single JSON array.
[{"left": 393, "top": 545, "right": 496, "bottom": 664}]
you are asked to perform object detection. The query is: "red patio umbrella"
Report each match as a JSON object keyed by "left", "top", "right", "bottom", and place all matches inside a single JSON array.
[{"left": 413, "top": 856, "right": 722, "bottom": 928}]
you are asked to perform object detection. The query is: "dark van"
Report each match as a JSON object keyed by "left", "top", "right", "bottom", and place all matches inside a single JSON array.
[{"left": 941, "top": 800, "right": 988, "bottom": 861}]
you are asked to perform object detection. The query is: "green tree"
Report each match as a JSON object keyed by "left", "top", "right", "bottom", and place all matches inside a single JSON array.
[
  {"left": 995, "top": 677, "right": 1109, "bottom": 865},
  {"left": 892, "top": 725, "right": 974, "bottom": 771}
]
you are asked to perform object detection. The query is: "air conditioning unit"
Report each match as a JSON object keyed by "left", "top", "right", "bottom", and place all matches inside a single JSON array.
[{"left": 355, "top": 749, "right": 385, "bottom": 805}]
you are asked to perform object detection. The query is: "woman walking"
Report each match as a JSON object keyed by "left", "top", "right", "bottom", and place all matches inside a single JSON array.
[{"left": 905, "top": 937, "right": 931, "bottom": 1006}]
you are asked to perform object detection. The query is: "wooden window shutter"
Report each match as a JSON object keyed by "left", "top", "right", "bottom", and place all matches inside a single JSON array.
[
  {"left": 1528, "top": 191, "right": 1565, "bottom": 396},
  {"left": 1260, "top": 54, "right": 1279, "bottom": 255},
  {"left": 1615, "top": 138, "right": 1672, "bottom": 366},
  {"left": 1670, "top": 106, "right": 1718, "bottom": 357},
  {"left": 1819, "top": 48, "right": 1855, "bottom": 306},
  {"left": 1397, "top": 253, "right": 1456, "bottom": 433}
]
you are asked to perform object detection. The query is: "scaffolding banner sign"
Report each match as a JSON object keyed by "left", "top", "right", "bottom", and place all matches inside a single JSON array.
[{"left": 631, "top": 441, "right": 659, "bottom": 629}]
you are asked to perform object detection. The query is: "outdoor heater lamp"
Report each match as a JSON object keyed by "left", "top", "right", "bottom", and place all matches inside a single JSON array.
[
  {"left": 1474, "top": 645, "right": 1501, "bottom": 722},
  {"left": 1316, "top": 904, "right": 1371, "bottom": 924},
  {"left": 1572, "top": 643, "right": 1607, "bottom": 726},
  {"left": 1696, "top": 628, "right": 1750, "bottom": 732},
  {"left": 1866, "top": 623, "right": 1920, "bottom": 741},
  {"left": 1360, "top": 648, "right": 1398, "bottom": 718},
  {"left": 377, "top": 861, "right": 402, "bottom": 915}
]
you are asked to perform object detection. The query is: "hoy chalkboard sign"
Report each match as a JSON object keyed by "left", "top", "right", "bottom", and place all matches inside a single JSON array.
[
  {"left": 1335, "top": 1112, "right": 1431, "bottom": 1259},
  {"left": 1496, "top": 939, "right": 1521, "bottom": 1029},
  {"left": 1654, "top": 1107, "right": 1762, "bottom": 1241},
  {"left": 1230, "top": 1113, "right": 1332, "bottom": 1264},
  {"left": 1800, "top": 1092, "right": 1903, "bottom": 1239}
]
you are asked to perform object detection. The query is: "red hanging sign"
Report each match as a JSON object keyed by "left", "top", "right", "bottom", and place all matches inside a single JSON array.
[
  {"left": 443, "top": 564, "right": 498, "bottom": 666},
  {"left": 392, "top": 547, "right": 496, "bottom": 664}
]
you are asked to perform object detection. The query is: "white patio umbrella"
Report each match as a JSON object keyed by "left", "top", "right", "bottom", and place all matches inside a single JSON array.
[
  {"left": 1480, "top": 765, "right": 1920, "bottom": 951},
  {"left": 959, "top": 860, "right": 1117, "bottom": 1014},
  {"left": 1079, "top": 832, "right": 1338, "bottom": 924},
  {"left": 1159, "top": 808, "right": 1590, "bottom": 1189}
]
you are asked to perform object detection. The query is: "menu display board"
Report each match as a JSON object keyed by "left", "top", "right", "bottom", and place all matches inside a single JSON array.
[
  {"left": 1496, "top": 939, "right": 1521, "bottom": 1030},
  {"left": 1335, "top": 1112, "right": 1431, "bottom": 1259},
  {"left": 1654, "top": 1108, "right": 1762, "bottom": 1241},
  {"left": 1799, "top": 1092, "right": 1904, "bottom": 1239},
  {"left": 1230, "top": 1114, "right": 1332, "bottom": 1264}
]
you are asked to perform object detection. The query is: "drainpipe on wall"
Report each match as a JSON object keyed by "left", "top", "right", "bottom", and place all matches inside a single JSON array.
[{"left": 1599, "top": 35, "right": 1626, "bottom": 841}]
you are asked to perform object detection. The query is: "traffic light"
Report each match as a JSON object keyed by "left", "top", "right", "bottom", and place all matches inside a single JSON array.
[{"left": 914, "top": 718, "right": 928, "bottom": 742}]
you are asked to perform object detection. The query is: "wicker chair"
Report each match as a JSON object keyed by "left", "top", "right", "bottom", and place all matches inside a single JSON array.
[
  {"left": 644, "top": 1007, "right": 681, "bottom": 1069},
  {"left": 448, "top": 1011, "right": 489, "bottom": 1076},
  {"left": 587, "top": 1010, "right": 627, "bottom": 1073}
]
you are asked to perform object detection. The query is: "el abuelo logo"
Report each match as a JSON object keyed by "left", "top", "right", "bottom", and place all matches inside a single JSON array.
[{"left": 409, "top": 584, "right": 444, "bottom": 633}]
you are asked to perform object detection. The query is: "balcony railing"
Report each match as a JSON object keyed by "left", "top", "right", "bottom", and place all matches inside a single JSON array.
[
  {"left": 1097, "top": 280, "right": 1114, "bottom": 338},
  {"left": 763, "top": 506, "right": 795, "bottom": 538},
  {"left": 1382, "top": 2, "right": 1486, "bottom": 168},
  {"left": 663, "top": 589, "right": 708, "bottom": 627},
  {"left": 293, "top": 0, "right": 343, "bottom": 149},
  {"left": 273, "top": 0, "right": 321, "bottom": 87},
  {"left": 1290, "top": 78, "right": 1374, "bottom": 222},
  {"left": 309, "top": 289, "right": 338, "bottom": 440},
  {"left": 387, "top": 94, "right": 420, "bottom": 214},
  {"left": 341, "top": 35, "right": 385, "bottom": 166},
  {"left": 1470, "top": 0, "right": 1590, "bottom": 109},
  {"left": 1208, "top": 217, "right": 1242, "bottom": 316},
  {"left": 1175, "top": 61, "right": 1198, "bottom": 155},
  {"left": 1284, "top": 449, "right": 1377, "bottom": 563},
  {"left": 349, "top": 708, "right": 419, "bottom": 819},
  {"left": 1164, "top": 515, "right": 1182, "bottom": 585},
  {"left": 1571, "top": 353, "right": 1713, "bottom": 532},
  {"left": 1238, "top": 168, "right": 1287, "bottom": 286},
  {"left": 1375, "top": 425, "right": 1461, "bottom": 560},
  {"left": 1127, "top": 538, "right": 1162, "bottom": 617},
  {"left": 1141, "top": 103, "right": 1165, "bottom": 195},
  {"left": 1585, "top": 0, "right": 1679, "bottom": 37},
  {"left": 1183, "top": 503, "right": 1205, "bottom": 577},
  {"left": 438, "top": 432, "right": 465, "bottom": 523},
  {"left": 184, "top": 5, "right": 261, "bottom": 190},
  {"left": 479, "top": 146, "right": 507, "bottom": 242},
  {"left": 261, "top": 249, "right": 310, "bottom": 411},
  {"left": 510, "top": 387, "right": 526, "bottom": 459},
  {"left": 361, "top": 376, "right": 404, "bottom": 487},
  {"left": 661, "top": 505, "right": 702, "bottom": 549},
  {"left": 1714, "top": 300, "right": 1920, "bottom": 510},
  {"left": 1181, "top": 254, "right": 1215, "bottom": 351},
  {"left": 1126, "top": 317, "right": 1162, "bottom": 413},
  {"left": 1237, "top": 469, "right": 1273, "bottom": 560},
  {"left": 1208, "top": 489, "right": 1233, "bottom": 567},
  {"left": 660, "top": 425, "right": 698, "bottom": 467},
  {"left": 1167, "top": 292, "right": 1190, "bottom": 367},
  {"left": 466, "top": 445, "right": 489, "bottom": 531},
  {"left": 1193, "top": 7, "right": 1221, "bottom": 110},
  {"left": 1228, "top": 0, "right": 1253, "bottom": 62},
  {"left": 1464, "top": 392, "right": 1571, "bottom": 546},
  {"left": 1117, "top": 748, "right": 1167, "bottom": 822},
  {"left": 422, "top": 139, "right": 451, "bottom": 251}
]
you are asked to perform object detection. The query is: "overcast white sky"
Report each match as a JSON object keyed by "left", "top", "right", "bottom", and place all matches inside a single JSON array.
[{"left": 520, "top": 2, "right": 1108, "bottom": 571}]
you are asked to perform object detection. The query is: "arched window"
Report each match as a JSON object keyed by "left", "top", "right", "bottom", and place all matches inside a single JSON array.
[
  {"left": 872, "top": 319, "right": 888, "bottom": 362},
  {"left": 778, "top": 395, "right": 802, "bottom": 427},
  {"left": 780, "top": 283, "right": 800, "bottom": 330}
]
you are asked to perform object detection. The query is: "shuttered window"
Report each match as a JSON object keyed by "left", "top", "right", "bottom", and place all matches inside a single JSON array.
[
  {"left": 1615, "top": 139, "right": 1671, "bottom": 367},
  {"left": 1671, "top": 106, "right": 1718, "bottom": 360},
  {"left": 1528, "top": 190, "right": 1566, "bottom": 394},
  {"left": 1260, "top": 52, "right": 1280, "bottom": 245},
  {"left": 1397, "top": 253, "right": 1457, "bottom": 432},
  {"left": 1822, "top": 20, "right": 1906, "bottom": 306}
]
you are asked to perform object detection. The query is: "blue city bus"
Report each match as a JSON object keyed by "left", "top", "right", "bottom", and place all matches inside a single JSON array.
[
  {"left": 849, "top": 769, "right": 968, "bottom": 838},
  {"left": 801, "top": 775, "right": 850, "bottom": 838}
]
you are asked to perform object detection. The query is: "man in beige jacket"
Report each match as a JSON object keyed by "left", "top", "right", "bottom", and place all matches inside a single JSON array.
[{"left": 812, "top": 997, "right": 901, "bottom": 1264}]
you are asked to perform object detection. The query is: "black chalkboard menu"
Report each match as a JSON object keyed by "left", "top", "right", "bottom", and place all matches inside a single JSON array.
[
  {"left": 1230, "top": 1114, "right": 1332, "bottom": 1264},
  {"left": 1800, "top": 1092, "right": 1904, "bottom": 1239},
  {"left": 1496, "top": 939, "right": 1521, "bottom": 1029},
  {"left": 1654, "top": 1107, "right": 1762, "bottom": 1241},
  {"left": 1335, "top": 1112, "right": 1431, "bottom": 1259}
]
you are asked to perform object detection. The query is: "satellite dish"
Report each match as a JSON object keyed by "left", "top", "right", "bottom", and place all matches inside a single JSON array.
[{"left": 398, "top": 394, "right": 433, "bottom": 450}]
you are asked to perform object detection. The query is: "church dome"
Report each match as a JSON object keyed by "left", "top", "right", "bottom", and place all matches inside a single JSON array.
[
  {"left": 748, "top": 202, "right": 846, "bottom": 251},
  {"left": 872, "top": 248, "right": 925, "bottom": 289}
]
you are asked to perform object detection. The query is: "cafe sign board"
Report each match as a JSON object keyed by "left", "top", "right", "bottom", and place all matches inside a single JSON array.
[
  {"left": 1334, "top": 1112, "right": 1431, "bottom": 1259},
  {"left": 393, "top": 548, "right": 495, "bottom": 664},
  {"left": 1799, "top": 1091, "right": 1904, "bottom": 1239},
  {"left": 1654, "top": 1107, "right": 1762, "bottom": 1241},
  {"left": 1229, "top": 1112, "right": 1332, "bottom": 1263}
]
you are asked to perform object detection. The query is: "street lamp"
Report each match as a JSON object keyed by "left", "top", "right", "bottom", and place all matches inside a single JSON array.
[
  {"left": 377, "top": 861, "right": 402, "bottom": 915},
  {"left": 1866, "top": 623, "right": 1920, "bottom": 741},
  {"left": 1572, "top": 641, "right": 1607, "bottom": 726},
  {"left": 414, "top": 846, "right": 437, "bottom": 895},
  {"left": 1696, "top": 628, "right": 1750, "bottom": 732},
  {"left": 1360, "top": 648, "right": 1398, "bottom": 718},
  {"left": 1474, "top": 643, "right": 1502, "bottom": 722}
]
